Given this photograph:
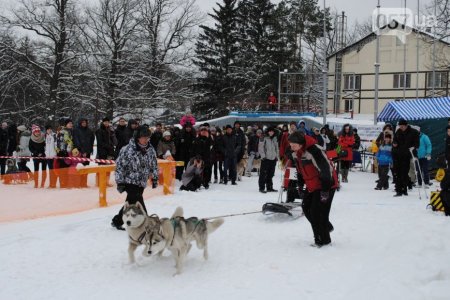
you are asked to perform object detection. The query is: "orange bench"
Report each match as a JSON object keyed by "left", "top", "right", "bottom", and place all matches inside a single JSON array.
[{"left": 77, "top": 160, "right": 181, "bottom": 207}]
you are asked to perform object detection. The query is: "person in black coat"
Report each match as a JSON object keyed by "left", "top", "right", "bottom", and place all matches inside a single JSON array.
[
  {"left": 437, "top": 156, "right": 450, "bottom": 216},
  {"left": 0, "top": 122, "right": 8, "bottom": 176},
  {"left": 353, "top": 128, "right": 361, "bottom": 150},
  {"left": 172, "top": 126, "right": 183, "bottom": 180},
  {"left": 150, "top": 123, "right": 163, "bottom": 150},
  {"left": 445, "top": 125, "right": 450, "bottom": 165},
  {"left": 392, "top": 119, "right": 420, "bottom": 197},
  {"left": 96, "top": 117, "right": 116, "bottom": 162},
  {"left": 234, "top": 121, "right": 246, "bottom": 162},
  {"left": 73, "top": 118, "right": 95, "bottom": 187},
  {"left": 221, "top": 125, "right": 241, "bottom": 185},
  {"left": 29, "top": 125, "right": 47, "bottom": 188},
  {"left": 211, "top": 127, "right": 225, "bottom": 183},
  {"left": 124, "top": 119, "right": 138, "bottom": 145},
  {"left": 73, "top": 118, "right": 95, "bottom": 160},
  {"left": 7, "top": 123, "right": 17, "bottom": 157},
  {"left": 179, "top": 123, "right": 196, "bottom": 170},
  {"left": 191, "top": 126, "right": 212, "bottom": 189},
  {"left": 115, "top": 118, "right": 128, "bottom": 156}
]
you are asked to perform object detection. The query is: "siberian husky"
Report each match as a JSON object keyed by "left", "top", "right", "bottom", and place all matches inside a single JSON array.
[
  {"left": 122, "top": 202, "right": 182, "bottom": 264},
  {"left": 146, "top": 208, "right": 224, "bottom": 275}
]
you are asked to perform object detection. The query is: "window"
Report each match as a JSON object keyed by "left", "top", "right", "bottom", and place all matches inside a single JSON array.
[
  {"left": 427, "top": 72, "right": 447, "bottom": 88},
  {"left": 393, "top": 73, "right": 411, "bottom": 88},
  {"left": 343, "top": 74, "right": 361, "bottom": 90}
]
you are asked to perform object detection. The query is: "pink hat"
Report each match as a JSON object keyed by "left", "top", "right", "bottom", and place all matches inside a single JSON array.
[{"left": 31, "top": 124, "right": 41, "bottom": 134}]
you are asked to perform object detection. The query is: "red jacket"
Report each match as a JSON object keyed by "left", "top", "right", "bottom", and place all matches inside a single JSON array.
[
  {"left": 268, "top": 95, "right": 277, "bottom": 105},
  {"left": 295, "top": 135, "right": 338, "bottom": 193},
  {"left": 338, "top": 134, "right": 355, "bottom": 161}
]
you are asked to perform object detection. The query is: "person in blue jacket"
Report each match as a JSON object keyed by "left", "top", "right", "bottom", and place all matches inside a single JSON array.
[
  {"left": 375, "top": 133, "right": 393, "bottom": 190},
  {"left": 417, "top": 128, "right": 432, "bottom": 187}
]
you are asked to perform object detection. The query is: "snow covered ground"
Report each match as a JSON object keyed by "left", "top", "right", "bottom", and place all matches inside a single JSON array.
[{"left": 0, "top": 168, "right": 449, "bottom": 300}]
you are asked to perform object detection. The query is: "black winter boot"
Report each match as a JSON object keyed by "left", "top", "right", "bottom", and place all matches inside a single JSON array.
[{"left": 111, "top": 215, "right": 125, "bottom": 230}]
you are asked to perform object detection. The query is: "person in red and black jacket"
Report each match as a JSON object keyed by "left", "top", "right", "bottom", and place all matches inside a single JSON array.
[
  {"left": 288, "top": 131, "right": 338, "bottom": 248},
  {"left": 338, "top": 124, "right": 355, "bottom": 183},
  {"left": 268, "top": 92, "right": 277, "bottom": 111}
]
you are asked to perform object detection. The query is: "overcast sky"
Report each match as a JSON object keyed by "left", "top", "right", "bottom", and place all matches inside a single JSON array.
[
  {"left": 1, "top": 0, "right": 435, "bottom": 28},
  {"left": 196, "top": 0, "right": 435, "bottom": 26}
]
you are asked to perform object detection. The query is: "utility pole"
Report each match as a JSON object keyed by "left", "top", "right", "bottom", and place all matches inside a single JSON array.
[
  {"left": 322, "top": 0, "right": 328, "bottom": 125},
  {"left": 374, "top": 0, "right": 381, "bottom": 125}
]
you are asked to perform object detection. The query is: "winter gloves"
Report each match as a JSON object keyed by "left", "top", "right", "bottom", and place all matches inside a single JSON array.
[
  {"left": 152, "top": 178, "right": 158, "bottom": 189},
  {"left": 320, "top": 191, "right": 329, "bottom": 203}
]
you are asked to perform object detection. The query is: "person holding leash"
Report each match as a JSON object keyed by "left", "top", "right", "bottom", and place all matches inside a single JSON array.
[
  {"left": 111, "top": 126, "right": 159, "bottom": 230},
  {"left": 288, "top": 131, "right": 338, "bottom": 248}
]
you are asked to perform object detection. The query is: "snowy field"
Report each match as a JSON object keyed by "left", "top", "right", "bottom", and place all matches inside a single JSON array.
[{"left": 0, "top": 168, "right": 449, "bottom": 300}]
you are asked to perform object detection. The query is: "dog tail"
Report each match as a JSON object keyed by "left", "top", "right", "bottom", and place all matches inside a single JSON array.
[
  {"left": 206, "top": 218, "right": 224, "bottom": 234},
  {"left": 172, "top": 206, "right": 184, "bottom": 218}
]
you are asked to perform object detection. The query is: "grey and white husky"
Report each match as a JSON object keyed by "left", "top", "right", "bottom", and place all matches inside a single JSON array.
[
  {"left": 146, "top": 208, "right": 224, "bottom": 275},
  {"left": 122, "top": 203, "right": 224, "bottom": 275},
  {"left": 122, "top": 202, "right": 182, "bottom": 264}
]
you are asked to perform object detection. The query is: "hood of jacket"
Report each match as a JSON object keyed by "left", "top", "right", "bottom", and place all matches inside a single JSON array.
[
  {"left": 77, "top": 118, "right": 89, "bottom": 129},
  {"left": 30, "top": 132, "right": 45, "bottom": 143}
]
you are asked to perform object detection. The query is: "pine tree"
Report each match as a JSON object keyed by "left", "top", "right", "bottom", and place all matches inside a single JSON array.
[
  {"left": 194, "top": 0, "right": 239, "bottom": 117},
  {"left": 233, "top": 0, "right": 279, "bottom": 103}
]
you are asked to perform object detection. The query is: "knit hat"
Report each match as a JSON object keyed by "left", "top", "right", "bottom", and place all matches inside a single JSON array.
[
  {"left": 31, "top": 124, "right": 41, "bottom": 134},
  {"left": 199, "top": 126, "right": 208, "bottom": 132},
  {"left": 234, "top": 121, "right": 241, "bottom": 126},
  {"left": 288, "top": 131, "right": 306, "bottom": 145},
  {"left": 64, "top": 119, "right": 73, "bottom": 126},
  {"left": 17, "top": 125, "right": 27, "bottom": 132},
  {"left": 225, "top": 125, "right": 233, "bottom": 129},
  {"left": 398, "top": 119, "right": 408, "bottom": 126},
  {"left": 102, "top": 117, "right": 110, "bottom": 122},
  {"left": 256, "top": 129, "right": 263, "bottom": 134},
  {"left": 163, "top": 131, "right": 171, "bottom": 137},
  {"left": 135, "top": 126, "right": 151, "bottom": 139},
  {"left": 267, "top": 126, "right": 275, "bottom": 132}
]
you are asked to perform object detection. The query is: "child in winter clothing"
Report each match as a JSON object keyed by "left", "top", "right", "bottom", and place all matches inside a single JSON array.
[
  {"left": 436, "top": 155, "right": 450, "bottom": 216},
  {"left": 375, "top": 133, "right": 393, "bottom": 190},
  {"left": 29, "top": 125, "right": 47, "bottom": 188},
  {"left": 157, "top": 131, "right": 176, "bottom": 159}
]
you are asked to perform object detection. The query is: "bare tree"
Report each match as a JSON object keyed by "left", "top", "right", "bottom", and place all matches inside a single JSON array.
[
  {"left": 81, "top": 0, "right": 142, "bottom": 118},
  {"left": 0, "top": 0, "right": 81, "bottom": 123}
]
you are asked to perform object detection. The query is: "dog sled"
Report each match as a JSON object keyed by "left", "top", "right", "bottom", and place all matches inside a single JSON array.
[{"left": 262, "top": 161, "right": 303, "bottom": 218}]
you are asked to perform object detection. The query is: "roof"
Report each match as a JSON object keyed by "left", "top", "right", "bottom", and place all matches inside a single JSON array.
[
  {"left": 377, "top": 97, "right": 450, "bottom": 122},
  {"left": 327, "top": 23, "right": 450, "bottom": 60}
]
